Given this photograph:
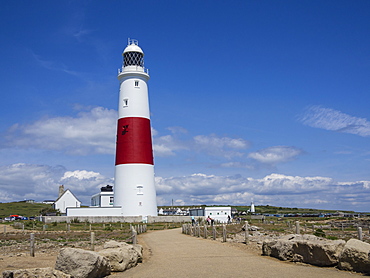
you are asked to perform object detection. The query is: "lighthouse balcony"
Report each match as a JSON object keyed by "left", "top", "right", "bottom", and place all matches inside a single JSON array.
[{"left": 118, "top": 66, "right": 149, "bottom": 75}]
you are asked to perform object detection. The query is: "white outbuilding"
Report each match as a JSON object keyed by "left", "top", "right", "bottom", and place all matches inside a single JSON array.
[{"left": 53, "top": 189, "right": 81, "bottom": 214}]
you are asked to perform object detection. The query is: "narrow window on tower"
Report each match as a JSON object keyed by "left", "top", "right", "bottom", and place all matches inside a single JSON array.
[
  {"left": 123, "top": 98, "right": 129, "bottom": 107},
  {"left": 136, "top": 185, "right": 143, "bottom": 195},
  {"left": 134, "top": 80, "right": 139, "bottom": 87}
]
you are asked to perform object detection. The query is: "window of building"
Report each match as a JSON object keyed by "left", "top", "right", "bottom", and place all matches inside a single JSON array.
[
  {"left": 137, "top": 185, "right": 143, "bottom": 195},
  {"left": 134, "top": 80, "right": 139, "bottom": 87},
  {"left": 123, "top": 98, "right": 129, "bottom": 107}
]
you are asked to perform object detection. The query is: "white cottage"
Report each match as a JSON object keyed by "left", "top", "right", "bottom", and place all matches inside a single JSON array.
[{"left": 53, "top": 189, "right": 81, "bottom": 214}]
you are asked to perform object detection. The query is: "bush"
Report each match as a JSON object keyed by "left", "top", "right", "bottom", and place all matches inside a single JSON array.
[{"left": 314, "top": 228, "right": 326, "bottom": 238}]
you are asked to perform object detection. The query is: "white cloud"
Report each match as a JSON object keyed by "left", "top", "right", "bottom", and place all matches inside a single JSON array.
[
  {"left": 300, "top": 105, "right": 370, "bottom": 137},
  {"left": 193, "top": 134, "right": 250, "bottom": 159},
  {"left": 155, "top": 173, "right": 370, "bottom": 211},
  {"left": 0, "top": 163, "right": 112, "bottom": 204},
  {"left": 5, "top": 107, "right": 117, "bottom": 155},
  {"left": 248, "top": 146, "right": 303, "bottom": 164},
  {"left": 153, "top": 135, "right": 188, "bottom": 157},
  {"left": 0, "top": 162, "right": 369, "bottom": 211}
]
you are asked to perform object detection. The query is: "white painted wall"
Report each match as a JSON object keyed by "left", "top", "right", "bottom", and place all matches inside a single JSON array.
[
  {"left": 54, "top": 190, "right": 81, "bottom": 214},
  {"left": 205, "top": 207, "right": 232, "bottom": 223},
  {"left": 114, "top": 164, "right": 157, "bottom": 216},
  {"left": 91, "top": 192, "right": 114, "bottom": 207}
]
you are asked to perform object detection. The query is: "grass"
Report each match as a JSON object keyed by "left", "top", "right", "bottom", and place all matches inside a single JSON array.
[{"left": 0, "top": 201, "right": 52, "bottom": 219}]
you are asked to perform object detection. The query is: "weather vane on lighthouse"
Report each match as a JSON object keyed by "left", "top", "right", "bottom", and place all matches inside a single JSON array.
[{"left": 114, "top": 39, "right": 158, "bottom": 217}]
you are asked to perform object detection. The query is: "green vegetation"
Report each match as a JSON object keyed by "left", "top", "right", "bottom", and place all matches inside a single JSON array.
[
  {"left": 0, "top": 201, "right": 52, "bottom": 219},
  {"left": 233, "top": 205, "right": 356, "bottom": 215}
]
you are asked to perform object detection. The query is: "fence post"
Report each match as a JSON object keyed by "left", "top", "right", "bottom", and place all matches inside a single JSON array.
[
  {"left": 222, "top": 225, "right": 227, "bottom": 242},
  {"left": 90, "top": 232, "right": 95, "bottom": 251},
  {"left": 3, "top": 225, "right": 6, "bottom": 235},
  {"left": 341, "top": 223, "right": 344, "bottom": 231},
  {"left": 212, "top": 226, "right": 216, "bottom": 240},
  {"left": 67, "top": 224, "right": 70, "bottom": 232},
  {"left": 132, "top": 229, "right": 137, "bottom": 245},
  {"left": 357, "top": 227, "right": 363, "bottom": 241},
  {"left": 89, "top": 224, "right": 92, "bottom": 231},
  {"left": 197, "top": 225, "right": 200, "bottom": 237},
  {"left": 245, "top": 221, "right": 249, "bottom": 245},
  {"left": 295, "top": 221, "right": 300, "bottom": 234},
  {"left": 204, "top": 225, "right": 207, "bottom": 239},
  {"left": 30, "top": 233, "right": 35, "bottom": 257}
]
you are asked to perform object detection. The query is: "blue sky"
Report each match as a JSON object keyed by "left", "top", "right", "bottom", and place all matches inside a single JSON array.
[{"left": 1, "top": 0, "right": 369, "bottom": 211}]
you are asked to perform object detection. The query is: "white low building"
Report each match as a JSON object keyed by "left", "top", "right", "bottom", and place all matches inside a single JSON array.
[
  {"left": 91, "top": 185, "right": 114, "bottom": 207},
  {"left": 189, "top": 206, "right": 232, "bottom": 223},
  {"left": 53, "top": 189, "right": 81, "bottom": 214}
]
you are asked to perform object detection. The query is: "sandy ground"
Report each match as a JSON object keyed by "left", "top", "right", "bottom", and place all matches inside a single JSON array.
[
  {"left": 0, "top": 226, "right": 365, "bottom": 277},
  {"left": 112, "top": 228, "right": 364, "bottom": 278}
]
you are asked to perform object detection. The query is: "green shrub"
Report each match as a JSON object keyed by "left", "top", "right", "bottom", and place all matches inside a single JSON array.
[{"left": 314, "top": 228, "right": 326, "bottom": 238}]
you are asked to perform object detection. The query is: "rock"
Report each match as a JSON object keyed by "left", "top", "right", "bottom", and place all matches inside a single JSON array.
[
  {"left": 55, "top": 247, "right": 111, "bottom": 278},
  {"left": 338, "top": 239, "right": 370, "bottom": 274},
  {"left": 99, "top": 240, "right": 143, "bottom": 272},
  {"left": 262, "top": 234, "right": 345, "bottom": 266},
  {"left": 3, "top": 267, "right": 71, "bottom": 278}
]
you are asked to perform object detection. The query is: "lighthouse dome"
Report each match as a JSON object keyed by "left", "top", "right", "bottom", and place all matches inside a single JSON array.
[{"left": 123, "top": 39, "right": 144, "bottom": 67}]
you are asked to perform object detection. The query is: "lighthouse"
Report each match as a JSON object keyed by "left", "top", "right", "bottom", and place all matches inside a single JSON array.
[{"left": 114, "top": 39, "right": 158, "bottom": 216}]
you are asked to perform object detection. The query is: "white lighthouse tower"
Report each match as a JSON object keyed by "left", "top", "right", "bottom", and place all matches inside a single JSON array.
[{"left": 114, "top": 39, "right": 158, "bottom": 216}]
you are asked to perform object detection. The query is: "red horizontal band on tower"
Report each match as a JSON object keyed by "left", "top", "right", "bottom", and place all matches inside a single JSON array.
[{"left": 115, "top": 117, "right": 154, "bottom": 165}]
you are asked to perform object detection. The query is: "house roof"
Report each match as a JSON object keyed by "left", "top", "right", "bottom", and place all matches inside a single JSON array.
[{"left": 54, "top": 189, "right": 81, "bottom": 203}]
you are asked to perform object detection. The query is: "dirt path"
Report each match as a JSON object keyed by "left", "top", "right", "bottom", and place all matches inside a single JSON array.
[{"left": 112, "top": 228, "right": 362, "bottom": 278}]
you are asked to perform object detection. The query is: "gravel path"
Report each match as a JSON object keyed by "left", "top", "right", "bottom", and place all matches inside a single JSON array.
[{"left": 112, "top": 228, "right": 361, "bottom": 278}]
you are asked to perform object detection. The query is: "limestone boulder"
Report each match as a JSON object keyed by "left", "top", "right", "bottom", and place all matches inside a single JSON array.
[
  {"left": 262, "top": 234, "right": 345, "bottom": 266},
  {"left": 55, "top": 247, "right": 111, "bottom": 278},
  {"left": 3, "top": 267, "right": 71, "bottom": 278},
  {"left": 99, "top": 240, "right": 143, "bottom": 272},
  {"left": 338, "top": 239, "right": 370, "bottom": 274}
]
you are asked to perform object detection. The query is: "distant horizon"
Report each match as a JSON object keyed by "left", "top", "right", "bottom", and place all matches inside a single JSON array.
[{"left": 4, "top": 200, "right": 369, "bottom": 214}]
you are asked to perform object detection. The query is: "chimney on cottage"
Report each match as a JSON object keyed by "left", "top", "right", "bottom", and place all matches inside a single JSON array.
[{"left": 58, "top": 185, "right": 65, "bottom": 198}]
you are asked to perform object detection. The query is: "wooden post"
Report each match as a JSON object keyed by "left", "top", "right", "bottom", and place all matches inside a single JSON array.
[
  {"left": 304, "top": 224, "right": 307, "bottom": 232},
  {"left": 222, "top": 225, "right": 227, "bottom": 242},
  {"left": 132, "top": 229, "right": 137, "bottom": 245},
  {"left": 295, "top": 221, "right": 300, "bottom": 234},
  {"left": 204, "top": 225, "right": 207, "bottom": 239},
  {"left": 30, "top": 233, "right": 35, "bottom": 257},
  {"left": 90, "top": 232, "right": 95, "bottom": 251},
  {"left": 212, "top": 226, "right": 216, "bottom": 240},
  {"left": 341, "top": 223, "right": 344, "bottom": 231},
  {"left": 103, "top": 223, "right": 105, "bottom": 229},
  {"left": 22, "top": 223, "right": 25, "bottom": 233},
  {"left": 245, "top": 221, "right": 249, "bottom": 245},
  {"left": 89, "top": 224, "right": 92, "bottom": 231},
  {"left": 43, "top": 225, "right": 46, "bottom": 231},
  {"left": 3, "top": 225, "right": 6, "bottom": 235},
  {"left": 357, "top": 227, "right": 363, "bottom": 241},
  {"left": 67, "top": 224, "right": 70, "bottom": 232},
  {"left": 197, "top": 225, "right": 200, "bottom": 237}
]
